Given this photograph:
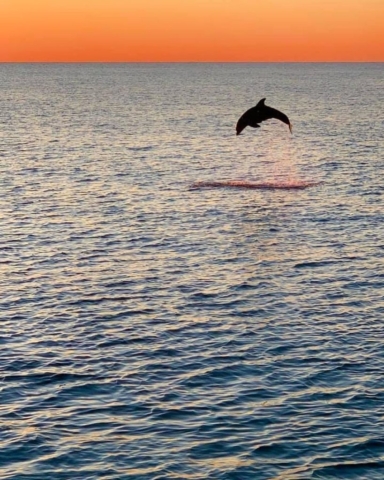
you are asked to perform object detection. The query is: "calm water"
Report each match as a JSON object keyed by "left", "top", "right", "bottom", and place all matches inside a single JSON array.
[{"left": 1, "top": 63, "right": 384, "bottom": 479}]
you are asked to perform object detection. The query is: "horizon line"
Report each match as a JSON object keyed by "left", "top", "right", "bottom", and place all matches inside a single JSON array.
[{"left": 1, "top": 60, "right": 383, "bottom": 64}]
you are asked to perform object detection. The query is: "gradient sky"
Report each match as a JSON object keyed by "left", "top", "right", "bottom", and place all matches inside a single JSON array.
[{"left": 2, "top": 0, "right": 383, "bottom": 62}]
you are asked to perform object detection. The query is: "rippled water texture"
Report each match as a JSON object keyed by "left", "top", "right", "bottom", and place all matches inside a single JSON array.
[{"left": 1, "top": 63, "right": 384, "bottom": 479}]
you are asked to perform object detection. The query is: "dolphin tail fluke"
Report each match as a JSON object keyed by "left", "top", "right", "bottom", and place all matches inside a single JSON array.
[{"left": 267, "top": 106, "right": 292, "bottom": 133}]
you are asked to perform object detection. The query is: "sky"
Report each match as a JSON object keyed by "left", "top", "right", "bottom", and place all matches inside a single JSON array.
[{"left": 1, "top": 0, "right": 383, "bottom": 62}]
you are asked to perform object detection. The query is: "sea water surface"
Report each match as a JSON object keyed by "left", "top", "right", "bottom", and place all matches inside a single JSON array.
[{"left": 0, "top": 63, "right": 384, "bottom": 479}]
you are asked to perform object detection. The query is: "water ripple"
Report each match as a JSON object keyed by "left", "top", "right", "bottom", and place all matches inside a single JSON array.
[{"left": 0, "top": 63, "right": 383, "bottom": 479}]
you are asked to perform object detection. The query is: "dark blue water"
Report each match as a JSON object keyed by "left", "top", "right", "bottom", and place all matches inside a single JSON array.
[{"left": 0, "top": 63, "right": 384, "bottom": 479}]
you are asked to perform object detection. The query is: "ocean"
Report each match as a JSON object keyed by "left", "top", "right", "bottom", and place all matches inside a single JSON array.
[{"left": 0, "top": 62, "right": 383, "bottom": 479}]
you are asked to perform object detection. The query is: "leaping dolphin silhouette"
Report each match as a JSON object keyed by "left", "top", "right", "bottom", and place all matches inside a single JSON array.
[{"left": 236, "top": 98, "right": 292, "bottom": 135}]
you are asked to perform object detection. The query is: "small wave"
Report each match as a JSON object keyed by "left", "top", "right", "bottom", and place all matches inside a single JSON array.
[
  {"left": 190, "top": 179, "right": 322, "bottom": 190},
  {"left": 294, "top": 260, "right": 340, "bottom": 268},
  {"left": 127, "top": 146, "right": 154, "bottom": 151},
  {"left": 312, "top": 459, "right": 384, "bottom": 478}
]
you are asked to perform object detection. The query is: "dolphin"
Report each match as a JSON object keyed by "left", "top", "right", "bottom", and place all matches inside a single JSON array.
[{"left": 236, "top": 98, "right": 292, "bottom": 135}]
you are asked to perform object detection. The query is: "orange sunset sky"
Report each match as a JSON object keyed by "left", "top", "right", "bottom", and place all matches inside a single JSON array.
[{"left": 1, "top": 0, "right": 383, "bottom": 62}]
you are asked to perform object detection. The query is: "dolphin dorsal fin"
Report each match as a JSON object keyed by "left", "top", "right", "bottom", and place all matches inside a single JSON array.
[{"left": 255, "top": 98, "right": 266, "bottom": 108}]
